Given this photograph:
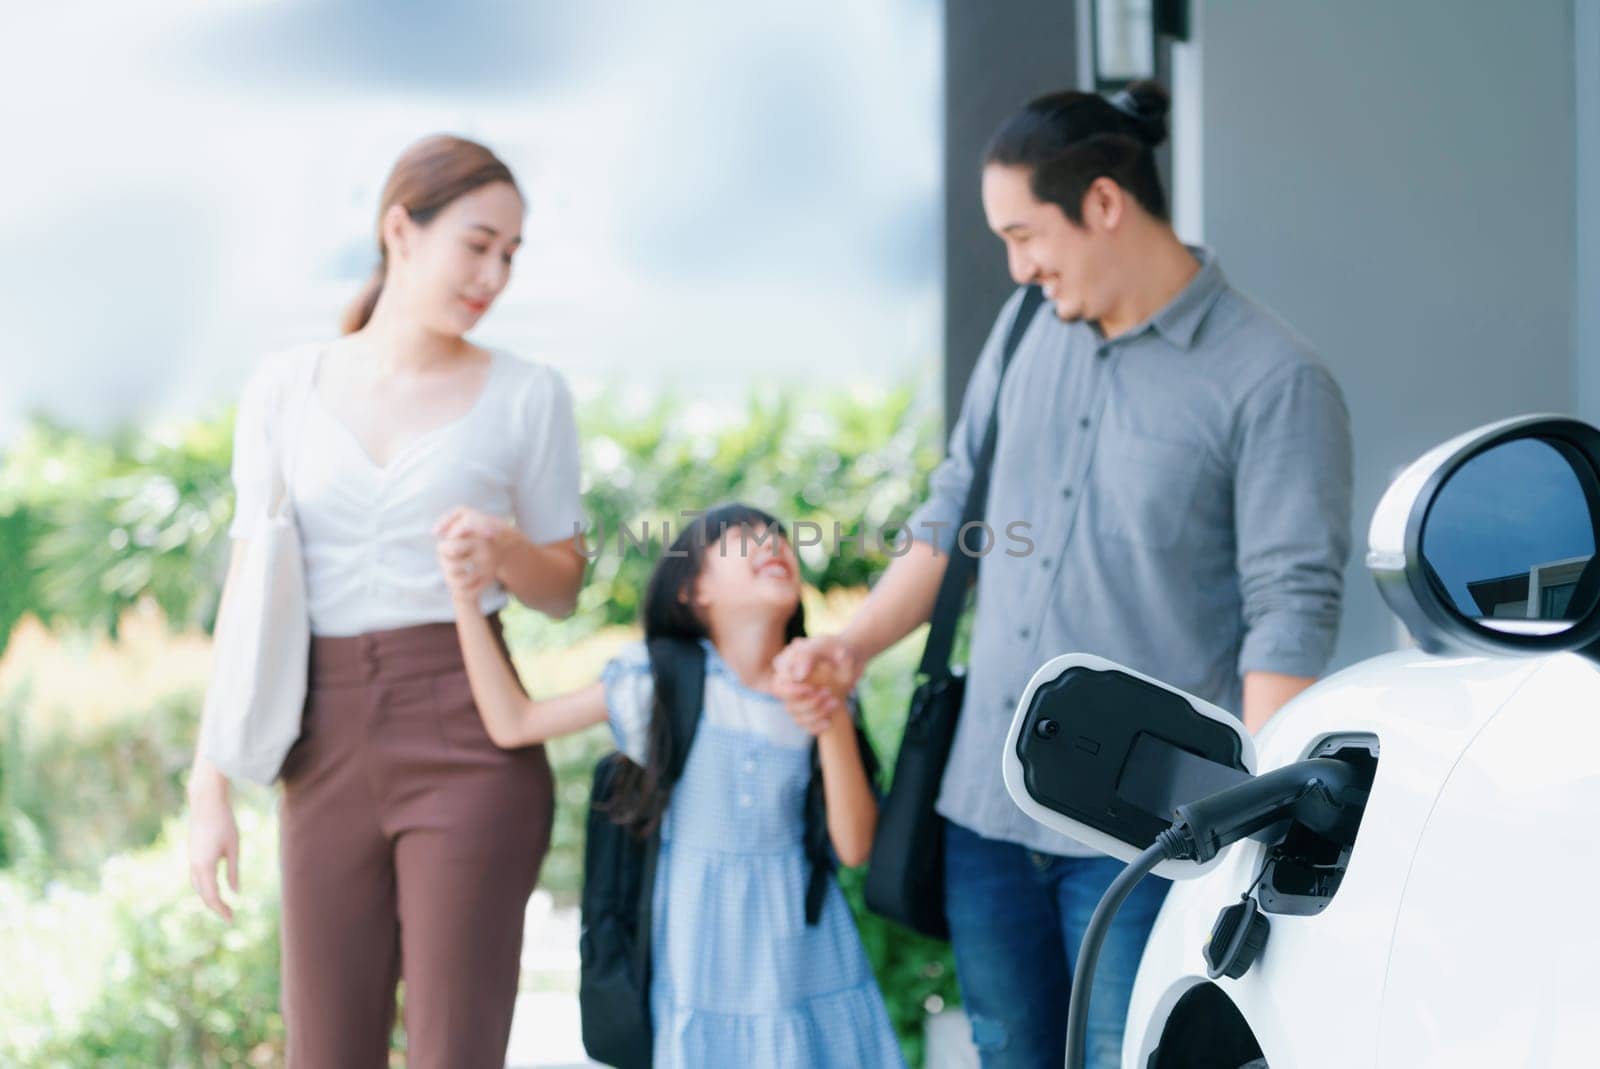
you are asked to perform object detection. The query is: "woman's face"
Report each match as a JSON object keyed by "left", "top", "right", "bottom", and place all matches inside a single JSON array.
[
  {"left": 691, "top": 523, "right": 802, "bottom": 622},
  {"left": 389, "top": 180, "right": 525, "bottom": 335}
]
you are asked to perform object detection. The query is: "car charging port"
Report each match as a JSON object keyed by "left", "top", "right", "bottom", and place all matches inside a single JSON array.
[{"left": 1256, "top": 734, "right": 1378, "bottom": 916}]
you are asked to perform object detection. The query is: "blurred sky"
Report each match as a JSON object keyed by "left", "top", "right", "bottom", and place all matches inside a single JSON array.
[{"left": 0, "top": 0, "right": 943, "bottom": 440}]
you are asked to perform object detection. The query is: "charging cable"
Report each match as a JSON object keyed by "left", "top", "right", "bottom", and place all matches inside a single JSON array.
[{"left": 1065, "top": 759, "right": 1358, "bottom": 1069}]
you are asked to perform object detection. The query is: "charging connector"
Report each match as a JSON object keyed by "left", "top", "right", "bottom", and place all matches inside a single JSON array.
[
  {"left": 1164, "top": 757, "right": 1360, "bottom": 863},
  {"left": 1065, "top": 758, "right": 1364, "bottom": 1069}
]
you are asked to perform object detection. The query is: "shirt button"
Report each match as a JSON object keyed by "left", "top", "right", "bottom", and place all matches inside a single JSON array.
[
  {"left": 742, "top": 759, "right": 756, "bottom": 774},
  {"left": 1041, "top": 557, "right": 1053, "bottom": 570},
  {"left": 1020, "top": 627, "right": 1031, "bottom": 640},
  {"left": 739, "top": 794, "right": 754, "bottom": 808},
  {"left": 1079, "top": 417, "right": 1090, "bottom": 429},
  {"left": 1061, "top": 487, "right": 1073, "bottom": 499},
  {"left": 1002, "top": 695, "right": 1016, "bottom": 709}
]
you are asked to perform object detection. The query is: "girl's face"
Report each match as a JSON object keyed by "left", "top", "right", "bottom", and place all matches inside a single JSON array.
[
  {"left": 690, "top": 523, "right": 801, "bottom": 622},
  {"left": 386, "top": 180, "right": 525, "bottom": 336}
]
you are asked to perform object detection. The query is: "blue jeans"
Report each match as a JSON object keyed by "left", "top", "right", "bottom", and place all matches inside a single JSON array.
[{"left": 943, "top": 820, "right": 1169, "bottom": 1069}]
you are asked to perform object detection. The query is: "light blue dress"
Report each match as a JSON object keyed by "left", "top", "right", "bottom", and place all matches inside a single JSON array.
[{"left": 601, "top": 639, "right": 905, "bottom": 1069}]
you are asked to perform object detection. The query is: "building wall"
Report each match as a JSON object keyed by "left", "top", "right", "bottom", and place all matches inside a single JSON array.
[
  {"left": 1187, "top": 0, "right": 1578, "bottom": 667},
  {"left": 942, "top": 0, "right": 1080, "bottom": 430}
]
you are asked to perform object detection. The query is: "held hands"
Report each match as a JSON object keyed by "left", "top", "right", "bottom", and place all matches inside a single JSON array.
[
  {"left": 434, "top": 506, "right": 509, "bottom": 606},
  {"left": 773, "top": 635, "right": 863, "bottom": 737}
]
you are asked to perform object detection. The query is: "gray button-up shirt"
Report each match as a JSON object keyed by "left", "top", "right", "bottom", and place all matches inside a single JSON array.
[{"left": 909, "top": 248, "right": 1352, "bottom": 856}]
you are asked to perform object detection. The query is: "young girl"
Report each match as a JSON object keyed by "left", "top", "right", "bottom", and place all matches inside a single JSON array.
[{"left": 441, "top": 503, "right": 905, "bottom": 1068}]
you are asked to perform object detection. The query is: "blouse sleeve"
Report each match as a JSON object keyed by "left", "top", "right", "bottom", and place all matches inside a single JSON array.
[
  {"left": 511, "top": 366, "right": 586, "bottom": 545},
  {"left": 227, "top": 364, "right": 277, "bottom": 539},
  {"left": 599, "top": 641, "right": 655, "bottom": 763}
]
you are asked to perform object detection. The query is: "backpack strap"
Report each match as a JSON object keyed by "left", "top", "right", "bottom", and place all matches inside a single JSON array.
[
  {"left": 802, "top": 702, "right": 881, "bottom": 925},
  {"left": 647, "top": 637, "right": 708, "bottom": 784},
  {"left": 634, "top": 638, "right": 708, "bottom": 985}
]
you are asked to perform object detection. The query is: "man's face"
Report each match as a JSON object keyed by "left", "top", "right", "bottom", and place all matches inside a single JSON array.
[{"left": 981, "top": 163, "right": 1107, "bottom": 323}]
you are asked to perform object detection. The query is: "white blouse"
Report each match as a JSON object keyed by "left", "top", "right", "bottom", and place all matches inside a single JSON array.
[{"left": 229, "top": 344, "right": 585, "bottom": 637}]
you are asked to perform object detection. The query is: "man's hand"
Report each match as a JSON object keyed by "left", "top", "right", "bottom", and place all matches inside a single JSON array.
[
  {"left": 772, "top": 636, "right": 862, "bottom": 736},
  {"left": 774, "top": 635, "right": 865, "bottom": 694}
]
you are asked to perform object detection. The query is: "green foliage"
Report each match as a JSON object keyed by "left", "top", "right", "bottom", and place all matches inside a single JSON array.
[
  {"left": 0, "top": 384, "right": 961, "bottom": 1063},
  {"left": 0, "top": 418, "right": 237, "bottom": 644},
  {"left": 0, "top": 506, "right": 41, "bottom": 654},
  {"left": 0, "top": 385, "right": 942, "bottom": 658},
  {"left": 0, "top": 686, "right": 203, "bottom": 884},
  {"left": 0, "top": 807, "right": 285, "bottom": 1068},
  {"left": 556, "top": 384, "right": 942, "bottom": 640}
]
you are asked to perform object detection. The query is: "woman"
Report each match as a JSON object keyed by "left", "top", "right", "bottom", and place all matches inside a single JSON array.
[{"left": 185, "top": 134, "right": 586, "bottom": 1068}]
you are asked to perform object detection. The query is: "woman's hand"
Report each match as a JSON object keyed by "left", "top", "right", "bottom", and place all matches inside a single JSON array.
[
  {"left": 187, "top": 765, "right": 241, "bottom": 922},
  {"left": 434, "top": 506, "right": 507, "bottom": 604}
]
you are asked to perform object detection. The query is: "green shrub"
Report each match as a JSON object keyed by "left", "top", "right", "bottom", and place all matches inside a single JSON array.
[
  {"left": 0, "top": 806, "right": 285, "bottom": 1068},
  {"left": 0, "top": 384, "right": 942, "bottom": 660},
  {"left": 0, "top": 419, "right": 236, "bottom": 644},
  {"left": 1, "top": 383, "right": 961, "bottom": 1062},
  {"left": 569, "top": 386, "right": 943, "bottom": 634},
  {"left": 0, "top": 506, "right": 41, "bottom": 654},
  {"left": 0, "top": 684, "right": 202, "bottom": 885}
]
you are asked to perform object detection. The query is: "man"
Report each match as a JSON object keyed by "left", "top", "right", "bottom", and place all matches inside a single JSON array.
[{"left": 777, "top": 82, "right": 1352, "bottom": 1068}]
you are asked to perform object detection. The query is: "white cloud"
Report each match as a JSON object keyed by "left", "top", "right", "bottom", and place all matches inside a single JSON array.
[{"left": 0, "top": 0, "right": 941, "bottom": 437}]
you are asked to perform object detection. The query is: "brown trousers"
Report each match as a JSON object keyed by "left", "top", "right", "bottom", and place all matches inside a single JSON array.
[{"left": 278, "top": 618, "right": 553, "bottom": 1069}]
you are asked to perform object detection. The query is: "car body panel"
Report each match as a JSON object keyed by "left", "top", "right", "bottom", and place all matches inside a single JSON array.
[
  {"left": 1376, "top": 652, "right": 1600, "bottom": 1067},
  {"left": 1125, "top": 649, "right": 1551, "bottom": 1068}
]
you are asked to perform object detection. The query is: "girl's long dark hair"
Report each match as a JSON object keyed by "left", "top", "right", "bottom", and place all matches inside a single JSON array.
[{"left": 604, "top": 503, "right": 806, "bottom": 837}]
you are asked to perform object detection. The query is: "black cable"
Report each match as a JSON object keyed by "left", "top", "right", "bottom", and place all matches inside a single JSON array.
[
  {"left": 1063, "top": 759, "right": 1360, "bottom": 1068},
  {"left": 1065, "top": 840, "right": 1173, "bottom": 1069}
]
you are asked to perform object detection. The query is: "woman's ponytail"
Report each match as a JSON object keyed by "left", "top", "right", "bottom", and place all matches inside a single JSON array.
[{"left": 340, "top": 263, "right": 385, "bottom": 335}]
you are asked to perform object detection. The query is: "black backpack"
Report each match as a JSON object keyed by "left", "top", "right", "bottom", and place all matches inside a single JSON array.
[{"left": 577, "top": 637, "right": 873, "bottom": 1069}]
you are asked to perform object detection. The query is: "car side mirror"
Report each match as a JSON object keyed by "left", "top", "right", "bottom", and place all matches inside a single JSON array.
[
  {"left": 1367, "top": 414, "right": 1600, "bottom": 659},
  {"left": 1001, "top": 654, "right": 1256, "bottom": 880}
]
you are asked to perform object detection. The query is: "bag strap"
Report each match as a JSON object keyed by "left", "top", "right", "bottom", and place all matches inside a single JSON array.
[
  {"left": 635, "top": 638, "right": 708, "bottom": 985},
  {"left": 269, "top": 346, "right": 322, "bottom": 517},
  {"left": 646, "top": 637, "right": 707, "bottom": 784},
  {"left": 918, "top": 285, "right": 1045, "bottom": 677},
  {"left": 802, "top": 704, "right": 881, "bottom": 924}
]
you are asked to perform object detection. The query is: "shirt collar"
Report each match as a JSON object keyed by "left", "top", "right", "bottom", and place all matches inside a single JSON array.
[{"left": 1148, "top": 245, "right": 1227, "bottom": 351}]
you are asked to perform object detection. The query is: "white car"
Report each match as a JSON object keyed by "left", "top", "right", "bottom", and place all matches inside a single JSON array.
[{"left": 1004, "top": 414, "right": 1600, "bottom": 1068}]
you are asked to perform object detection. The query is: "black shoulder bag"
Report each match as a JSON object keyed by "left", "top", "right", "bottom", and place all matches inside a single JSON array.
[{"left": 862, "top": 284, "right": 1044, "bottom": 939}]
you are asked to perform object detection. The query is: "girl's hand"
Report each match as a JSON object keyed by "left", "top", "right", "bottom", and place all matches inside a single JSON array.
[
  {"left": 434, "top": 507, "right": 507, "bottom": 603},
  {"left": 774, "top": 659, "right": 851, "bottom": 737},
  {"left": 776, "top": 679, "right": 840, "bottom": 736}
]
